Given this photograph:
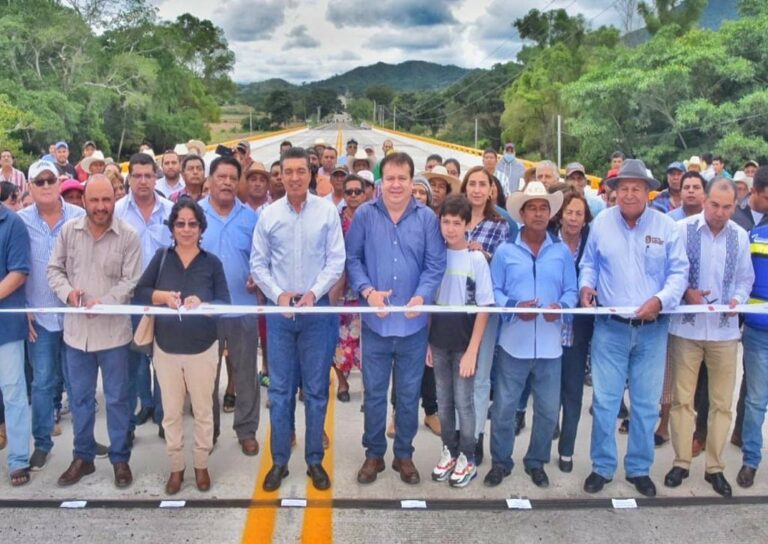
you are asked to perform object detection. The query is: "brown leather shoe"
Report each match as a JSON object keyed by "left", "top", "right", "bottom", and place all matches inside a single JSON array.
[
  {"left": 737, "top": 465, "right": 756, "bottom": 488},
  {"left": 357, "top": 457, "right": 385, "bottom": 484},
  {"left": 165, "top": 470, "right": 184, "bottom": 495},
  {"left": 239, "top": 438, "right": 260, "bottom": 457},
  {"left": 424, "top": 414, "right": 441, "bottom": 436},
  {"left": 692, "top": 435, "right": 706, "bottom": 457},
  {"left": 113, "top": 462, "right": 133, "bottom": 488},
  {"left": 392, "top": 457, "right": 421, "bottom": 484},
  {"left": 57, "top": 458, "right": 95, "bottom": 487},
  {"left": 195, "top": 468, "right": 211, "bottom": 492}
]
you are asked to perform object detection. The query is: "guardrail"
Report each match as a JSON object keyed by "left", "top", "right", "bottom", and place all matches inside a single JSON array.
[{"left": 372, "top": 125, "right": 603, "bottom": 190}]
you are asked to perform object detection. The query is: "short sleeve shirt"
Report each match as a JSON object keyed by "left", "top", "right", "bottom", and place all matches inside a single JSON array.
[{"left": 0, "top": 207, "right": 31, "bottom": 345}]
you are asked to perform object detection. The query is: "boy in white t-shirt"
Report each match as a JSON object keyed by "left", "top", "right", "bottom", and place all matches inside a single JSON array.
[{"left": 429, "top": 194, "right": 493, "bottom": 487}]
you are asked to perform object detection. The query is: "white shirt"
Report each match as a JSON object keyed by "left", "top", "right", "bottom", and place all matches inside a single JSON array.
[
  {"left": 324, "top": 192, "right": 345, "bottom": 212},
  {"left": 155, "top": 176, "right": 186, "bottom": 198},
  {"left": 114, "top": 193, "right": 174, "bottom": 271},
  {"left": 669, "top": 214, "right": 754, "bottom": 341}
]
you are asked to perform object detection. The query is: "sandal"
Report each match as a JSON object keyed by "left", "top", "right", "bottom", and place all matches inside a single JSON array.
[
  {"left": 619, "top": 418, "right": 630, "bottom": 434},
  {"left": 223, "top": 393, "right": 236, "bottom": 413},
  {"left": 10, "top": 468, "right": 30, "bottom": 487}
]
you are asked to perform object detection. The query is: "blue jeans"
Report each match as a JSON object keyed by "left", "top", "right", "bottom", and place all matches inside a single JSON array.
[
  {"left": 267, "top": 307, "right": 333, "bottom": 466},
  {"left": 128, "top": 315, "right": 162, "bottom": 429},
  {"left": 432, "top": 345, "right": 476, "bottom": 461},
  {"left": 589, "top": 315, "right": 669, "bottom": 479},
  {"left": 0, "top": 340, "right": 31, "bottom": 474},
  {"left": 66, "top": 344, "right": 132, "bottom": 464},
  {"left": 741, "top": 325, "right": 768, "bottom": 468},
  {"left": 26, "top": 325, "right": 65, "bottom": 453},
  {"left": 473, "top": 314, "right": 498, "bottom": 438},
  {"left": 558, "top": 315, "right": 593, "bottom": 457},
  {"left": 362, "top": 324, "right": 428, "bottom": 460},
  {"left": 490, "top": 349, "right": 561, "bottom": 471}
]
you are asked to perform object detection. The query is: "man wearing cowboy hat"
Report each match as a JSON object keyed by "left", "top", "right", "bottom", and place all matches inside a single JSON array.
[
  {"left": 79, "top": 151, "right": 107, "bottom": 181},
  {"left": 484, "top": 181, "right": 577, "bottom": 488},
  {"left": 242, "top": 161, "right": 271, "bottom": 213},
  {"left": 580, "top": 159, "right": 689, "bottom": 497},
  {"left": 423, "top": 166, "right": 461, "bottom": 213},
  {"left": 74, "top": 141, "right": 97, "bottom": 182}
]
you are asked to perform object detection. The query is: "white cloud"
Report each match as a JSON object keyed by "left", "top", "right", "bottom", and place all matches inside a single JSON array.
[
  {"left": 326, "top": 0, "right": 462, "bottom": 28},
  {"left": 283, "top": 25, "right": 321, "bottom": 49}
]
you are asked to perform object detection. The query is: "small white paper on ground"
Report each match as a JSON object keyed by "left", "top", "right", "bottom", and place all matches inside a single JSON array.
[
  {"left": 401, "top": 500, "right": 427, "bottom": 509},
  {"left": 612, "top": 498, "right": 638, "bottom": 509},
  {"left": 506, "top": 498, "right": 532, "bottom": 510},
  {"left": 60, "top": 501, "right": 87, "bottom": 509},
  {"left": 160, "top": 500, "right": 186, "bottom": 508},
  {"left": 281, "top": 498, "right": 307, "bottom": 507}
]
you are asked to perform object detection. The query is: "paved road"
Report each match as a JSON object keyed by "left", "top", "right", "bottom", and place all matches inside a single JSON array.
[{"left": 2, "top": 125, "right": 766, "bottom": 543}]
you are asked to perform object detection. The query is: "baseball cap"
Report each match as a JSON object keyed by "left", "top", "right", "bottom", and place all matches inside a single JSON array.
[
  {"left": 60, "top": 179, "right": 84, "bottom": 194},
  {"left": 55, "top": 141, "right": 68, "bottom": 150},
  {"left": 504, "top": 142, "right": 515, "bottom": 151},
  {"left": 666, "top": 161, "right": 685, "bottom": 173},
  {"left": 565, "top": 162, "right": 586, "bottom": 177},
  {"left": 744, "top": 159, "right": 759, "bottom": 169},
  {"left": 236, "top": 141, "right": 249, "bottom": 153},
  {"left": 332, "top": 164, "right": 349, "bottom": 175},
  {"left": 28, "top": 160, "right": 58, "bottom": 180}
]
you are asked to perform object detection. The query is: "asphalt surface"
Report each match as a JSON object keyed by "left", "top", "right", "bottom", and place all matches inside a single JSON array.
[{"left": 1, "top": 126, "right": 766, "bottom": 543}]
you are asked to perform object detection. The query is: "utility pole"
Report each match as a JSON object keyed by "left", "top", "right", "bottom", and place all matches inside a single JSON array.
[
  {"left": 474, "top": 117, "right": 478, "bottom": 149},
  {"left": 557, "top": 114, "right": 562, "bottom": 170},
  {"left": 317, "top": 106, "right": 322, "bottom": 125},
  {"left": 393, "top": 106, "right": 397, "bottom": 131},
  {"left": 249, "top": 111, "right": 253, "bottom": 135},
  {"left": 373, "top": 100, "right": 376, "bottom": 124}
]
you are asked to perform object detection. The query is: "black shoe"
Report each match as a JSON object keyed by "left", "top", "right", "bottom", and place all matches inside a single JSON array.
[
  {"left": 626, "top": 475, "right": 657, "bottom": 497},
  {"left": 584, "top": 472, "right": 612, "bottom": 493},
  {"left": 618, "top": 399, "right": 629, "bottom": 419},
  {"left": 705, "top": 472, "right": 732, "bottom": 497},
  {"left": 514, "top": 411, "right": 526, "bottom": 436},
  {"left": 737, "top": 465, "right": 756, "bottom": 488},
  {"left": 524, "top": 466, "right": 549, "bottom": 488},
  {"left": 306, "top": 464, "right": 331, "bottom": 490},
  {"left": 29, "top": 448, "right": 49, "bottom": 471},
  {"left": 483, "top": 464, "right": 511, "bottom": 487},
  {"left": 552, "top": 423, "right": 560, "bottom": 441},
  {"left": 126, "top": 430, "right": 135, "bottom": 449},
  {"left": 663, "top": 466, "right": 689, "bottom": 487},
  {"left": 475, "top": 433, "right": 484, "bottom": 467},
  {"left": 654, "top": 433, "right": 669, "bottom": 447},
  {"left": 95, "top": 442, "right": 109, "bottom": 458},
  {"left": 618, "top": 419, "right": 630, "bottom": 434},
  {"left": 263, "top": 464, "right": 289, "bottom": 491},
  {"left": 135, "top": 406, "right": 154, "bottom": 426},
  {"left": 558, "top": 457, "right": 573, "bottom": 473},
  {"left": 158, "top": 425, "right": 165, "bottom": 440}
]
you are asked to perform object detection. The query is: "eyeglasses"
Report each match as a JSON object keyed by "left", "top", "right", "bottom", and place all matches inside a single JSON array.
[
  {"left": 344, "top": 188, "right": 364, "bottom": 196},
  {"left": 173, "top": 220, "right": 200, "bottom": 229},
  {"left": 32, "top": 176, "right": 58, "bottom": 187}
]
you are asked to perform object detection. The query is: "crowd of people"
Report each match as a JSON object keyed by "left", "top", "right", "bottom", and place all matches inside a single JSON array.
[{"left": 0, "top": 134, "right": 766, "bottom": 502}]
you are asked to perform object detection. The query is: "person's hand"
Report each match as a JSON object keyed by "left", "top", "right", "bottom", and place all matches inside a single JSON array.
[
  {"left": 165, "top": 291, "right": 181, "bottom": 309},
  {"left": 459, "top": 349, "right": 477, "bottom": 378},
  {"left": 277, "top": 291, "right": 297, "bottom": 319},
  {"left": 728, "top": 297, "right": 739, "bottom": 317},
  {"left": 295, "top": 291, "right": 316, "bottom": 308},
  {"left": 67, "top": 288, "right": 85, "bottom": 307},
  {"left": 183, "top": 295, "right": 202, "bottom": 310},
  {"left": 84, "top": 297, "right": 102, "bottom": 318},
  {"left": 542, "top": 303, "right": 561, "bottom": 322},
  {"left": 467, "top": 241, "right": 483, "bottom": 252},
  {"left": 404, "top": 295, "right": 424, "bottom": 319},
  {"left": 245, "top": 277, "right": 258, "bottom": 294},
  {"left": 27, "top": 313, "right": 37, "bottom": 343},
  {"left": 516, "top": 299, "right": 539, "bottom": 321},
  {"left": 580, "top": 287, "right": 597, "bottom": 308},
  {"left": 684, "top": 288, "right": 710, "bottom": 305},
  {"left": 425, "top": 345, "right": 433, "bottom": 368},
  {"left": 367, "top": 289, "right": 392, "bottom": 318},
  {"left": 635, "top": 296, "right": 662, "bottom": 321}
]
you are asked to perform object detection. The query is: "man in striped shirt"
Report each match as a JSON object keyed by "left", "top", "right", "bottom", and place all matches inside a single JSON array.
[{"left": 0, "top": 149, "right": 27, "bottom": 193}]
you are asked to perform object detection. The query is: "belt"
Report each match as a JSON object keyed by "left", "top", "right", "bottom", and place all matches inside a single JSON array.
[{"left": 609, "top": 314, "right": 658, "bottom": 327}]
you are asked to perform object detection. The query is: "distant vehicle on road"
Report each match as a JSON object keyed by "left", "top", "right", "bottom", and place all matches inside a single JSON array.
[{"left": 360, "top": 122, "right": 371, "bottom": 130}]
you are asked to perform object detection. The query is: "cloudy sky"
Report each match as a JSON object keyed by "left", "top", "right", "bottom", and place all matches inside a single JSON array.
[{"left": 150, "top": 0, "right": 624, "bottom": 84}]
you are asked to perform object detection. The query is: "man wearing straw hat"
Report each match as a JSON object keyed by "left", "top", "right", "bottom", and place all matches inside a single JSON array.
[
  {"left": 484, "top": 181, "right": 577, "bottom": 488},
  {"left": 580, "top": 159, "right": 689, "bottom": 497}
]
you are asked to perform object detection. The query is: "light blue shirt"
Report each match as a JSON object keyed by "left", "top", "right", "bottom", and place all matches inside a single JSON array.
[
  {"left": 345, "top": 197, "right": 446, "bottom": 338},
  {"left": 491, "top": 231, "right": 578, "bottom": 359},
  {"left": 18, "top": 200, "right": 85, "bottom": 332},
  {"left": 200, "top": 197, "right": 259, "bottom": 306},
  {"left": 114, "top": 192, "right": 173, "bottom": 271},
  {"left": 250, "top": 194, "right": 345, "bottom": 304},
  {"left": 579, "top": 205, "right": 689, "bottom": 312},
  {"left": 667, "top": 207, "right": 687, "bottom": 221}
]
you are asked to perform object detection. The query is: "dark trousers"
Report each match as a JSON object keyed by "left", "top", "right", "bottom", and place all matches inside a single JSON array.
[
  {"left": 558, "top": 315, "right": 593, "bottom": 457},
  {"left": 390, "top": 364, "right": 437, "bottom": 416}
]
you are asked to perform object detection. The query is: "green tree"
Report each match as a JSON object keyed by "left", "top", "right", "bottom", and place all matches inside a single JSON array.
[
  {"left": 637, "top": 0, "right": 707, "bottom": 35},
  {"left": 306, "top": 88, "right": 342, "bottom": 118},
  {"left": 347, "top": 97, "right": 374, "bottom": 122},
  {"left": 365, "top": 85, "right": 395, "bottom": 106},
  {"left": 265, "top": 90, "right": 293, "bottom": 126},
  {"left": 738, "top": 0, "right": 768, "bottom": 16}
]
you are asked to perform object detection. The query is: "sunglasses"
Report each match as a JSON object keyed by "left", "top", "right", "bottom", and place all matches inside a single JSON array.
[
  {"left": 32, "top": 176, "right": 58, "bottom": 187},
  {"left": 344, "top": 188, "right": 364, "bottom": 196},
  {"left": 173, "top": 220, "right": 200, "bottom": 229}
]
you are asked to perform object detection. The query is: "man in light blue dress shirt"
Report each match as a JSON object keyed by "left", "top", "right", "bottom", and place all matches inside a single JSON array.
[
  {"left": 199, "top": 155, "right": 260, "bottom": 455},
  {"left": 346, "top": 151, "right": 446, "bottom": 485},
  {"left": 115, "top": 153, "right": 174, "bottom": 437},
  {"left": 251, "top": 147, "right": 345, "bottom": 491},
  {"left": 19, "top": 160, "right": 85, "bottom": 470},
  {"left": 580, "top": 159, "right": 689, "bottom": 498}
]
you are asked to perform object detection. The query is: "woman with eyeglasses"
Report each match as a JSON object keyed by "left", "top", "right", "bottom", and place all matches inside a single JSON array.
[
  {"left": 329, "top": 174, "right": 367, "bottom": 402},
  {"left": 134, "top": 199, "right": 230, "bottom": 495}
]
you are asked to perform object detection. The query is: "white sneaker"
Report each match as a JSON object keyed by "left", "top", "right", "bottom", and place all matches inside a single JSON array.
[
  {"left": 431, "top": 445, "right": 456, "bottom": 481},
  {"left": 449, "top": 453, "right": 477, "bottom": 488}
]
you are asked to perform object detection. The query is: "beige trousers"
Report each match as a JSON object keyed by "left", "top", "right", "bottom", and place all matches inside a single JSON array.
[
  {"left": 669, "top": 335, "right": 738, "bottom": 473},
  {"left": 153, "top": 341, "right": 219, "bottom": 472}
]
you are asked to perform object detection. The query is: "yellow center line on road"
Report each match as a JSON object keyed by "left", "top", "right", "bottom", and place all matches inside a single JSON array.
[
  {"left": 241, "top": 427, "right": 278, "bottom": 544},
  {"left": 300, "top": 375, "right": 337, "bottom": 543}
]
